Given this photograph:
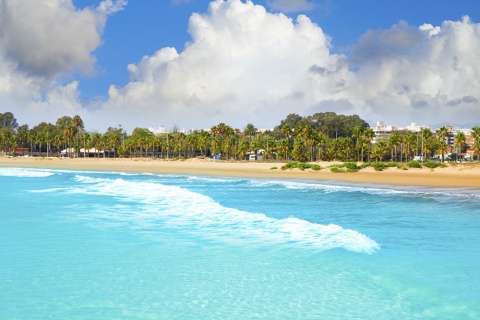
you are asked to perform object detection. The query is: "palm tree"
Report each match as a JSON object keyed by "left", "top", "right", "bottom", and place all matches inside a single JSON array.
[
  {"left": 300, "top": 126, "right": 316, "bottom": 162},
  {"left": 387, "top": 132, "right": 401, "bottom": 162},
  {"left": 437, "top": 141, "right": 448, "bottom": 162},
  {"left": 17, "top": 128, "right": 28, "bottom": 156},
  {"left": 28, "top": 130, "right": 37, "bottom": 156},
  {"left": 351, "top": 125, "right": 364, "bottom": 161},
  {"left": 436, "top": 126, "right": 449, "bottom": 162},
  {"left": 420, "top": 128, "right": 433, "bottom": 162},
  {"left": 371, "top": 140, "right": 388, "bottom": 162},
  {"left": 454, "top": 132, "right": 466, "bottom": 162},
  {"left": 53, "top": 135, "right": 63, "bottom": 157},
  {"left": 80, "top": 131, "right": 90, "bottom": 158},
  {"left": 471, "top": 125, "right": 480, "bottom": 162},
  {"left": 90, "top": 132, "right": 102, "bottom": 158},
  {"left": 362, "top": 127, "right": 375, "bottom": 162},
  {"left": 402, "top": 132, "right": 416, "bottom": 161},
  {"left": 71, "top": 115, "right": 84, "bottom": 148},
  {"left": 63, "top": 124, "right": 76, "bottom": 157}
]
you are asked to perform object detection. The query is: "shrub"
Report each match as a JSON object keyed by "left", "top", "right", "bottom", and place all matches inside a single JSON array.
[
  {"left": 385, "top": 162, "right": 399, "bottom": 168},
  {"left": 281, "top": 162, "right": 321, "bottom": 171},
  {"left": 330, "top": 167, "right": 345, "bottom": 173},
  {"left": 406, "top": 161, "right": 422, "bottom": 168},
  {"left": 422, "top": 161, "right": 446, "bottom": 169},
  {"left": 360, "top": 162, "right": 371, "bottom": 169},
  {"left": 344, "top": 162, "right": 360, "bottom": 171},
  {"left": 371, "top": 162, "right": 386, "bottom": 171}
]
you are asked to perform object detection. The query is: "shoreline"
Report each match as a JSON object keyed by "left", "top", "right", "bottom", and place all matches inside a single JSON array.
[{"left": 1, "top": 157, "right": 479, "bottom": 190}]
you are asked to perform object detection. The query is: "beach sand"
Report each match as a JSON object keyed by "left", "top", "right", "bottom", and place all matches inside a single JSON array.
[{"left": 1, "top": 157, "right": 479, "bottom": 190}]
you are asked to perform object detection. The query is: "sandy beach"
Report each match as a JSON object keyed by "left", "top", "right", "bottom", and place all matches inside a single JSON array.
[{"left": 1, "top": 156, "right": 479, "bottom": 190}]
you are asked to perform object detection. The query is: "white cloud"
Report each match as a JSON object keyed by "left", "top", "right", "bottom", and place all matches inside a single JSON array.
[
  {"left": 0, "top": 0, "right": 108, "bottom": 77},
  {"left": 103, "top": 0, "right": 347, "bottom": 130},
  {"left": 2, "top": 0, "right": 479, "bottom": 132},
  {"left": 0, "top": 0, "right": 122, "bottom": 127},
  {"left": 97, "top": 0, "right": 127, "bottom": 15},
  {"left": 101, "top": 2, "right": 480, "bottom": 131},
  {"left": 347, "top": 16, "right": 480, "bottom": 125}
]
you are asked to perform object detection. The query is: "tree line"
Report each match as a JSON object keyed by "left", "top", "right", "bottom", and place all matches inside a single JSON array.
[{"left": 1, "top": 111, "right": 479, "bottom": 162}]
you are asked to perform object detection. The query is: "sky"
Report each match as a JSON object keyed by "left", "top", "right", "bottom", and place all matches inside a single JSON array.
[{"left": 1, "top": 0, "right": 479, "bottom": 133}]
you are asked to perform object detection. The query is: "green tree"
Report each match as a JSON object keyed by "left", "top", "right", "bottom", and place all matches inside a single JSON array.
[
  {"left": 0, "top": 112, "right": 19, "bottom": 130},
  {"left": 471, "top": 125, "right": 480, "bottom": 161},
  {"left": 454, "top": 132, "right": 466, "bottom": 162},
  {"left": 387, "top": 132, "right": 401, "bottom": 162},
  {"left": 436, "top": 126, "right": 450, "bottom": 162}
]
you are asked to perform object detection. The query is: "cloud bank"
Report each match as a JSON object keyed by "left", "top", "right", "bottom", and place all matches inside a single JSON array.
[
  {"left": 0, "top": 0, "right": 125, "bottom": 126},
  {"left": 0, "top": 0, "right": 479, "bottom": 132},
  {"left": 100, "top": 0, "right": 480, "bottom": 130}
]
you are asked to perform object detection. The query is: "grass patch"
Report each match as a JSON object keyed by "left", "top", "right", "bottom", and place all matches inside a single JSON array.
[
  {"left": 270, "top": 166, "right": 278, "bottom": 170},
  {"left": 406, "top": 160, "right": 422, "bottom": 168},
  {"left": 422, "top": 161, "right": 446, "bottom": 169},
  {"left": 328, "top": 162, "right": 359, "bottom": 172},
  {"left": 281, "top": 162, "right": 322, "bottom": 171},
  {"left": 371, "top": 162, "right": 386, "bottom": 171}
]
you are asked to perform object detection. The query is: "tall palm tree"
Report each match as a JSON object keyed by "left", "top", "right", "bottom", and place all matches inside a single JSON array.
[
  {"left": 80, "top": 131, "right": 90, "bottom": 158},
  {"left": 90, "top": 132, "right": 102, "bottom": 158},
  {"left": 362, "top": 127, "right": 375, "bottom": 162},
  {"left": 454, "top": 132, "right": 466, "bottom": 162},
  {"left": 28, "top": 130, "right": 37, "bottom": 156},
  {"left": 17, "top": 128, "right": 28, "bottom": 156},
  {"left": 351, "top": 125, "right": 364, "bottom": 161},
  {"left": 402, "top": 132, "right": 416, "bottom": 161},
  {"left": 387, "top": 132, "right": 401, "bottom": 162},
  {"left": 53, "top": 135, "right": 63, "bottom": 157},
  {"left": 300, "top": 126, "right": 316, "bottom": 162},
  {"left": 63, "top": 124, "right": 76, "bottom": 157},
  {"left": 436, "top": 126, "right": 449, "bottom": 162},
  {"left": 471, "top": 125, "right": 480, "bottom": 162},
  {"left": 420, "top": 128, "right": 433, "bottom": 162}
]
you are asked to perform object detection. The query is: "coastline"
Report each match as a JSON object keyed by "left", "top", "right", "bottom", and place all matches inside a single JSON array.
[{"left": 1, "top": 157, "right": 479, "bottom": 190}]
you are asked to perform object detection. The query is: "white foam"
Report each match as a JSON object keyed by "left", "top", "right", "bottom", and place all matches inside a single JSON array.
[
  {"left": 66, "top": 175, "right": 380, "bottom": 254},
  {"left": 0, "top": 167, "right": 55, "bottom": 178},
  {"left": 250, "top": 179, "right": 480, "bottom": 202}
]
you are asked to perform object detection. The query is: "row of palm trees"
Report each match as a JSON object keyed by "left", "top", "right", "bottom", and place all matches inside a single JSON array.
[{"left": 1, "top": 115, "right": 480, "bottom": 162}]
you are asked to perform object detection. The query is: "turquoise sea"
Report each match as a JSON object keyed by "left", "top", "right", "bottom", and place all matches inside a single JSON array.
[{"left": 1, "top": 167, "right": 479, "bottom": 319}]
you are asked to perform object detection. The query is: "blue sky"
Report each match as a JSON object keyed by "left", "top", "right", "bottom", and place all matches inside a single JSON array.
[{"left": 1, "top": 0, "right": 479, "bottom": 132}]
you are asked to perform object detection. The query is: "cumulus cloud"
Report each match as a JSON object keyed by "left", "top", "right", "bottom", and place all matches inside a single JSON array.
[
  {"left": 102, "top": 0, "right": 348, "bottom": 129},
  {"left": 97, "top": 0, "right": 127, "bottom": 15},
  {"left": 348, "top": 16, "right": 480, "bottom": 125},
  {"left": 2, "top": 0, "right": 480, "bottom": 131},
  {"left": 0, "top": 0, "right": 124, "bottom": 127}
]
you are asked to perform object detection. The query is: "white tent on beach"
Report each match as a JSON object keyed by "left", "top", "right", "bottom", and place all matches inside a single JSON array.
[{"left": 60, "top": 148, "right": 105, "bottom": 157}]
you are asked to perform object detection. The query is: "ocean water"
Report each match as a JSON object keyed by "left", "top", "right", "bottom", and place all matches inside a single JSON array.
[{"left": 1, "top": 167, "right": 479, "bottom": 319}]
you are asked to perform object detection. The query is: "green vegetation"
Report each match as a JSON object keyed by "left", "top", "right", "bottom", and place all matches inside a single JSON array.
[
  {"left": 281, "top": 162, "right": 321, "bottom": 171},
  {"left": 329, "top": 162, "right": 360, "bottom": 173},
  {"left": 270, "top": 166, "right": 278, "bottom": 170},
  {"left": 1, "top": 111, "right": 478, "bottom": 166},
  {"left": 406, "top": 161, "right": 423, "bottom": 168},
  {"left": 422, "top": 161, "right": 446, "bottom": 169}
]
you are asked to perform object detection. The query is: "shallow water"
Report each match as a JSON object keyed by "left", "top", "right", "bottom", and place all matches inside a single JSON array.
[{"left": 1, "top": 167, "right": 479, "bottom": 319}]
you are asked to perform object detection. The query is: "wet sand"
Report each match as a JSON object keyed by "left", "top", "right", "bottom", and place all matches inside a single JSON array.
[{"left": 1, "top": 157, "right": 479, "bottom": 190}]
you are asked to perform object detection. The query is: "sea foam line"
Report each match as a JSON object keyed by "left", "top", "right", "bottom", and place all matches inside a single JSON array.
[
  {"left": 250, "top": 179, "right": 480, "bottom": 202},
  {"left": 66, "top": 175, "right": 380, "bottom": 254},
  {"left": 0, "top": 167, "right": 55, "bottom": 178}
]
